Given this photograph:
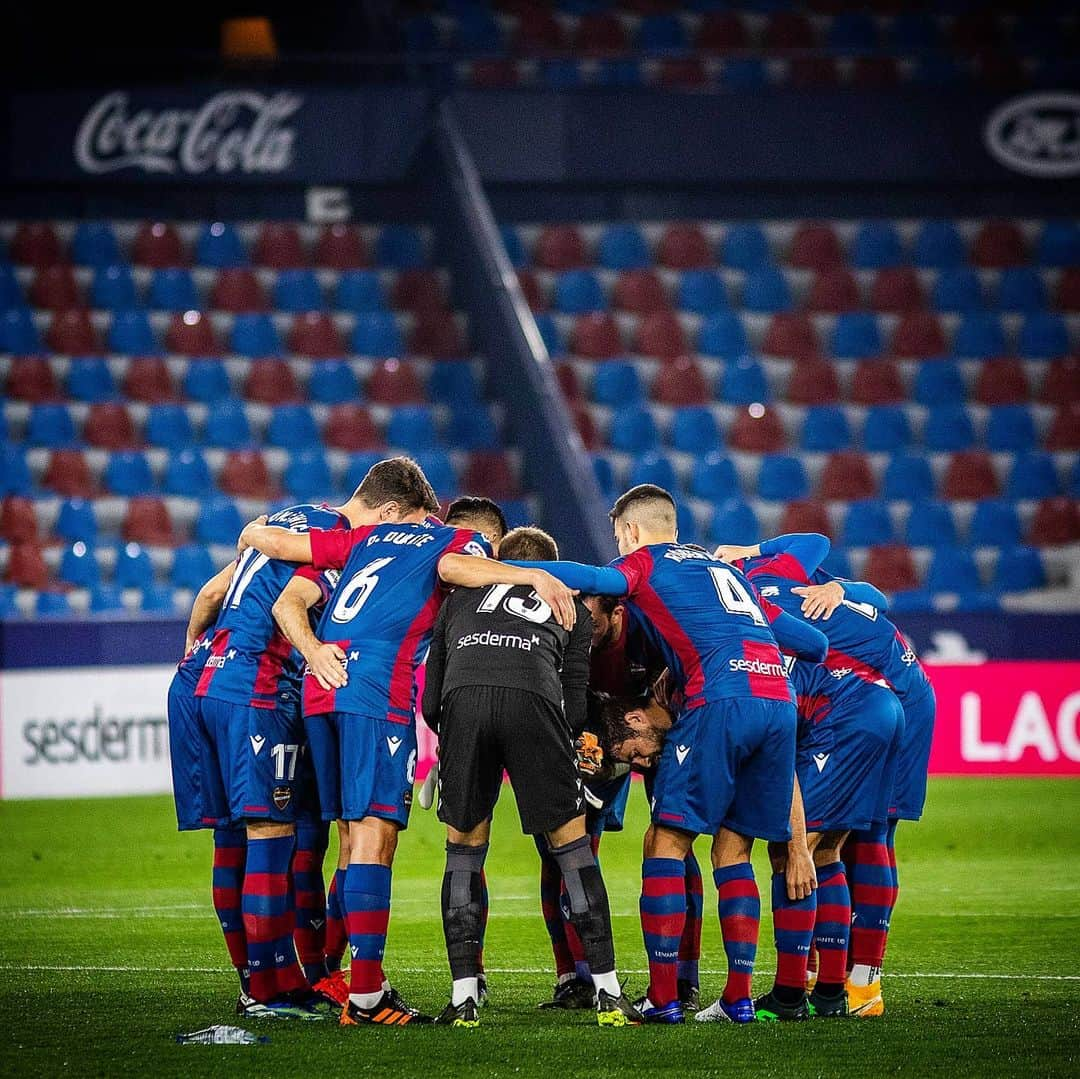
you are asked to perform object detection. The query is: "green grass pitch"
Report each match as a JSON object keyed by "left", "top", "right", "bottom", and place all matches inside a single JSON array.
[{"left": 1, "top": 778, "right": 1078, "bottom": 1077}]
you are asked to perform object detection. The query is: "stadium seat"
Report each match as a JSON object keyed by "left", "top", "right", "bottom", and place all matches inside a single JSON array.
[
  {"left": 1036, "top": 219, "right": 1080, "bottom": 267},
  {"left": 1056, "top": 269, "right": 1080, "bottom": 312},
  {"left": 554, "top": 270, "right": 606, "bottom": 314},
  {"left": 711, "top": 498, "right": 760, "bottom": 546},
  {"left": 657, "top": 224, "right": 713, "bottom": 271},
  {"left": 971, "top": 220, "right": 1027, "bottom": 268},
  {"left": 114, "top": 542, "right": 155, "bottom": 590},
  {"left": 721, "top": 223, "right": 770, "bottom": 271},
  {"left": 7, "top": 356, "right": 58, "bottom": 403},
  {"left": 1045, "top": 402, "right": 1080, "bottom": 450},
  {"left": 1, "top": 496, "right": 38, "bottom": 544},
  {"left": 203, "top": 399, "right": 251, "bottom": 449},
  {"left": 85, "top": 265, "right": 137, "bottom": 312},
  {"left": 515, "top": 270, "right": 545, "bottom": 312},
  {"left": 789, "top": 223, "right": 844, "bottom": 272},
  {"left": 670, "top": 405, "right": 721, "bottom": 453},
  {"left": 125, "top": 357, "right": 176, "bottom": 403},
  {"left": 691, "top": 452, "right": 739, "bottom": 502},
  {"left": 387, "top": 405, "right": 438, "bottom": 452},
  {"left": 392, "top": 269, "right": 445, "bottom": 313},
  {"left": 66, "top": 356, "right": 115, "bottom": 402},
  {"left": 283, "top": 448, "right": 334, "bottom": 500},
  {"left": 986, "top": 405, "right": 1037, "bottom": 452},
  {"left": 779, "top": 499, "right": 832, "bottom": 539},
  {"left": 913, "top": 360, "right": 965, "bottom": 406},
  {"left": 905, "top": 500, "right": 958, "bottom": 548},
  {"left": 535, "top": 226, "right": 587, "bottom": 272},
  {"left": 324, "top": 404, "right": 381, "bottom": 452},
  {"left": 851, "top": 359, "right": 905, "bottom": 405},
  {"left": 1019, "top": 312, "right": 1069, "bottom": 359},
  {"left": 1040, "top": 357, "right": 1080, "bottom": 404},
  {"left": 573, "top": 10, "right": 628, "bottom": 53},
  {"left": 998, "top": 267, "right": 1048, "bottom": 312},
  {"left": 166, "top": 310, "right": 220, "bottom": 355},
  {"left": 890, "top": 311, "right": 947, "bottom": 359},
  {"left": 162, "top": 448, "right": 211, "bottom": 497},
  {"left": 195, "top": 495, "right": 245, "bottom": 547},
  {"left": 591, "top": 361, "right": 642, "bottom": 407},
  {"left": 800, "top": 405, "right": 852, "bottom": 452},
  {"left": 805, "top": 268, "right": 860, "bottom": 313},
  {"left": 253, "top": 223, "right": 307, "bottom": 269},
  {"left": 913, "top": 220, "right": 965, "bottom": 269},
  {"left": 461, "top": 452, "right": 518, "bottom": 500},
  {"left": 924, "top": 403, "right": 976, "bottom": 452},
  {"left": 195, "top": 222, "right": 247, "bottom": 268},
  {"left": 274, "top": 269, "right": 323, "bottom": 313},
  {"left": 729, "top": 405, "right": 786, "bottom": 453},
  {"left": 211, "top": 268, "right": 267, "bottom": 313},
  {"left": 830, "top": 312, "right": 882, "bottom": 359},
  {"left": 0, "top": 266, "right": 22, "bottom": 309},
  {"left": 572, "top": 401, "right": 598, "bottom": 450},
  {"left": 608, "top": 405, "right": 659, "bottom": 455},
  {"left": 0, "top": 448, "right": 32, "bottom": 500},
  {"left": 11, "top": 222, "right": 63, "bottom": 267},
  {"left": 140, "top": 583, "right": 177, "bottom": 613},
  {"left": 288, "top": 312, "right": 344, "bottom": 358},
  {"left": 0, "top": 584, "right": 20, "bottom": 617},
  {"left": 133, "top": 222, "right": 186, "bottom": 268},
  {"left": 36, "top": 590, "right": 73, "bottom": 617},
  {"left": 863, "top": 545, "right": 919, "bottom": 593},
  {"left": 172, "top": 544, "right": 217, "bottom": 590},
  {"left": 993, "top": 546, "right": 1046, "bottom": 592},
  {"left": 315, "top": 224, "right": 368, "bottom": 271},
  {"left": 863, "top": 405, "right": 911, "bottom": 452},
  {"left": 596, "top": 224, "right": 650, "bottom": 271},
  {"left": 343, "top": 451, "right": 385, "bottom": 493},
  {"left": 72, "top": 222, "right": 121, "bottom": 267},
  {"left": 931, "top": 267, "right": 984, "bottom": 313},
  {"left": 672, "top": 270, "right": 725, "bottom": 316},
  {"left": 851, "top": 222, "right": 904, "bottom": 270},
  {"left": 231, "top": 312, "right": 280, "bottom": 356},
  {"left": 59, "top": 541, "right": 100, "bottom": 589},
  {"left": 696, "top": 11, "right": 748, "bottom": 52},
  {"left": 653, "top": 356, "right": 711, "bottom": 407},
  {"left": 969, "top": 499, "right": 1022, "bottom": 548},
  {"left": 722, "top": 357, "right": 770, "bottom": 404},
  {"left": 48, "top": 308, "right": 100, "bottom": 354},
  {"left": 742, "top": 268, "right": 792, "bottom": 313},
  {"left": 413, "top": 450, "right": 457, "bottom": 499},
  {"left": 428, "top": 362, "right": 479, "bottom": 407},
  {"left": 953, "top": 312, "right": 1006, "bottom": 360},
  {"left": 0, "top": 308, "right": 42, "bottom": 353},
  {"left": 786, "top": 357, "right": 840, "bottom": 406},
  {"left": 613, "top": 270, "right": 668, "bottom": 315},
  {"left": 870, "top": 268, "right": 924, "bottom": 314},
  {"left": 592, "top": 455, "right": 615, "bottom": 501},
  {"left": 103, "top": 450, "right": 154, "bottom": 496},
  {"left": 244, "top": 358, "right": 301, "bottom": 405},
  {"left": 43, "top": 450, "right": 95, "bottom": 498},
  {"left": 634, "top": 310, "right": 687, "bottom": 359},
  {"left": 88, "top": 583, "right": 124, "bottom": 614},
  {"left": 843, "top": 499, "right": 895, "bottom": 547},
  {"left": 570, "top": 313, "right": 622, "bottom": 359},
  {"left": 6, "top": 541, "right": 49, "bottom": 588},
  {"left": 698, "top": 312, "right": 749, "bottom": 359},
  {"left": 1029, "top": 496, "right": 1080, "bottom": 546},
  {"left": 828, "top": 11, "right": 879, "bottom": 51},
  {"left": 108, "top": 310, "right": 157, "bottom": 354},
  {"left": 943, "top": 450, "right": 999, "bottom": 500},
  {"left": 629, "top": 451, "right": 677, "bottom": 492},
  {"left": 637, "top": 12, "right": 687, "bottom": 50},
  {"left": 183, "top": 359, "right": 231, "bottom": 403},
  {"left": 336, "top": 270, "right": 385, "bottom": 314},
  {"left": 370, "top": 359, "right": 427, "bottom": 406},
  {"left": 148, "top": 268, "right": 199, "bottom": 312},
  {"left": 353, "top": 312, "right": 405, "bottom": 358},
  {"left": 266, "top": 404, "right": 320, "bottom": 450},
  {"left": 27, "top": 403, "right": 77, "bottom": 447},
  {"left": 763, "top": 313, "right": 819, "bottom": 363},
  {"left": 818, "top": 451, "right": 876, "bottom": 500},
  {"left": 499, "top": 226, "right": 526, "bottom": 270},
  {"left": 721, "top": 57, "right": 767, "bottom": 90},
  {"left": 757, "top": 454, "right": 809, "bottom": 501},
  {"left": 55, "top": 497, "right": 97, "bottom": 543},
  {"left": 973, "top": 359, "right": 1030, "bottom": 405},
  {"left": 85, "top": 403, "right": 138, "bottom": 450},
  {"left": 31, "top": 265, "right": 81, "bottom": 310},
  {"left": 124, "top": 496, "right": 177, "bottom": 547}
]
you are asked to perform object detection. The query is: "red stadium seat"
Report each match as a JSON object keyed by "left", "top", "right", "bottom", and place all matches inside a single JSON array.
[
  {"left": 513, "top": 8, "right": 564, "bottom": 52},
  {"left": 470, "top": 59, "right": 521, "bottom": 89},
  {"left": 729, "top": 405, "right": 787, "bottom": 453},
  {"left": 409, "top": 309, "right": 466, "bottom": 358},
  {"left": 657, "top": 58, "right": 709, "bottom": 89},
  {"left": 516, "top": 270, "right": 547, "bottom": 311},
  {"left": 133, "top": 222, "right": 187, "bottom": 268},
  {"left": 85, "top": 402, "right": 138, "bottom": 449},
  {"left": 863, "top": 545, "right": 919, "bottom": 593},
  {"left": 1, "top": 496, "right": 40, "bottom": 544},
  {"left": 818, "top": 451, "right": 876, "bottom": 500},
  {"left": 219, "top": 449, "right": 276, "bottom": 499},
  {"left": 30, "top": 265, "right": 81, "bottom": 310},
  {"left": 634, "top": 310, "right": 688, "bottom": 359},
  {"left": 43, "top": 450, "right": 95, "bottom": 497},
  {"left": 889, "top": 311, "right": 946, "bottom": 359},
  {"left": 556, "top": 362, "right": 582, "bottom": 402},
  {"left": 46, "top": 308, "right": 100, "bottom": 354},
  {"left": 779, "top": 499, "right": 833, "bottom": 539},
  {"left": 7, "top": 356, "right": 59, "bottom": 402},
  {"left": 166, "top": 310, "right": 221, "bottom": 355},
  {"left": 762, "top": 312, "right": 819, "bottom": 362},
  {"left": 851, "top": 358, "right": 905, "bottom": 404},
  {"left": 5, "top": 541, "right": 50, "bottom": 588},
  {"left": 210, "top": 268, "right": 268, "bottom": 312},
  {"left": 244, "top": 358, "right": 302, "bottom": 405},
  {"left": 787, "top": 357, "right": 840, "bottom": 405},
  {"left": 1056, "top": 269, "right": 1080, "bottom": 312},
  {"left": 788, "top": 56, "right": 839, "bottom": 87},
  {"left": 695, "top": 12, "right": 748, "bottom": 52},
  {"left": 869, "top": 268, "right": 924, "bottom": 313},
  {"left": 942, "top": 450, "right": 999, "bottom": 500},
  {"left": 657, "top": 224, "right": 713, "bottom": 270},
  {"left": 391, "top": 269, "right": 445, "bottom": 312},
  {"left": 314, "top": 224, "right": 369, "bottom": 270},
  {"left": 253, "top": 223, "right": 307, "bottom": 269},
  {"left": 571, "top": 401, "right": 598, "bottom": 451},
  {"left": 850, "top": 56, "right": 900, "bottom": 88},
  {"left": 570, "top": 313, "right": 623, "bottom": 358},
  {"left": 973, "top": 358, "right": 1030, "bottom": 405},
  {"left": 1045, "top": 402, "right": 1080, "bottom": 450},
  {"left": 573, "top": 12, "right": 629, "bottom": 53},
  {"left": 789, "top": 223, "right": 844, "bottom": 271},
  {"left": 461, "top": 452, "right": 519, "bottom": 499},
  {"left": 10, "top": 222, "right": 64, "bottom": 268},
  {"left": 971, "top": 220, "right": 1027, "bottom": 269},
  {"left": 652, "top": 355, "right": 711, "bottom": 406},
  {"left": 288, "top": 313, "right": 344, "bottom": 358},
  {"left": 367, "top": 359, "right": 426, "bottom": 405},
  {"left": 764, "top": 11, "right": 816, "bottom": 49},
  {"left": 805, "top": 268, "right": 860, "bottom": 313},
  {"left": 124, "top": 356, "right": 176, "bottom": 403},
  {"left": 950, "top": 11, "right": 1000, "bottom": 52},
  {"left": 613, "top": 271, "right": 669, "bottom": 315},
  {"left": 1040, "top": 357, "right": 1080, "bottom": 403},
  {"left": 535, "top": 225, "right": 589, "bottom": 271},
  {"left": 123, "top": 496, "right": 178, "bottom": 546},
  {"left": 323, "top": 404, "right": 382, "bottom": 451},
  {"left": 1029, "top": 497, "right": 1080, "bottom": 547}
]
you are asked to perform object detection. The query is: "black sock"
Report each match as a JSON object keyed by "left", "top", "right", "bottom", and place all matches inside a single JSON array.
[
  {"left": 441, "top": 842, "right": 489, "bottom": 982},
  {"left": 772, "top": 983, "right": 806, "bottom": 1006},
  {"left": 549, "top": 835, "right": 616, "bottom": 980},
  {"left": 815, "top": 981, "right": 846, "bottom": 997}
]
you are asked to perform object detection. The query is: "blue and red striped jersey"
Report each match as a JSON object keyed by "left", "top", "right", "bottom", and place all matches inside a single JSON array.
[
  {"left": 195, "top": 504, "right": 347, "bottom": 708},
  {"left": 304, "top": 520, "right": 491, "bottom": 720}
]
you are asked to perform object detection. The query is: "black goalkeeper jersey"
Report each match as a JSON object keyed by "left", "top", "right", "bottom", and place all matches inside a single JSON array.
[{"left": 422, "top": 583, "right": 592, "bottom": 735}]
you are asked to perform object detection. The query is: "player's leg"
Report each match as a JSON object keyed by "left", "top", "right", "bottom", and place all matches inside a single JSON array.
[
  {"left": 292, "top": 819, "right": 331, "bottom": 988},
  {"left": 809, "top": 830, "right": 851, "bottom": 1018},
  {"left": 534, "top": 833, "right": 595, "bottom": 1009},
  {"left": 324, "top": 821, "right": 350, "bottom": 974},
  {"left": 211, "top": 825, "right": 249, "bottom": 997},
  {"left": 677, "top": 846, "right": 703, "bottom": 1011}
]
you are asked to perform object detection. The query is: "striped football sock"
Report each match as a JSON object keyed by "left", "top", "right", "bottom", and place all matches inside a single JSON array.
[
  {"left": 211, "top": 826, "right": 248, "bottom": 992},
  {"left": 771, "top": 872, "right": 817, "bottom": 995},
  {"left": 292, "top": 821, "right": 330, "bottom": 986},
  {"left": 641, "top": 857, "right": 686, "bottom": 1007},
  {"left": 243, "top": 833, "right": 305, "bottom": 1002},
  {"left": 847, "top": 824, "right": 897, "bottom": 973},
  {"left": 814, "top": 860, "right": 851, "bottom": 991},
  {"left": 324, "top": 868, "right": 348, "bottom": 972},
  {"left": 677, "top": 849, "right": 703, "bottom": 987},
  {"left": 714, "top": 863, "right": 760, "bottom": 1003},
  {"left": 345, "top": 863, "right": 392, "bottom": 1005}
]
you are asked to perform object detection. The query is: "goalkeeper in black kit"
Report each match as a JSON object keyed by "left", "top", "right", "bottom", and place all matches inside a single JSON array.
[{"left": 422, "top": 526, "right": 643, "bottom": 1028}]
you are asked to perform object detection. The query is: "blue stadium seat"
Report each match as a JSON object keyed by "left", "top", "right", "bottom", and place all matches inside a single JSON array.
[
  {"left": 352, "top": 311, "right": 403, "bottom": 357},
  {"left": 140, "top": 583, "right": 177, "bottom": 613},
  {"left": 533, "top": 313, "right": 563, "bottom": 356},
  {"left": 447, "top": 406, "right": 500, "bottom": 451},
  {"left": 171, "top": 544, "right": 216, "bottom": 590},
  {"left": 882, "top": 453, "right": 935, "bottom": 501},
  {"left": 163, "top": 448, "right": 211, "bottom": 497},
  {"left": 195, "top": 496, "right": 244, "bottom": 547},
  {"left": 593, "top": 455, "right": 616, "bottom": 500},
  {"left": 500, "top": 226, "right": 526, "bottom": 269},
  {"left": 609, "top": 405, "right": 659, "bottom": 454},
  {"left": 676, "top": 502, "right": 700, "bottom": 546},
  {"left": 986, "top": 405, "right": 1037, "bottom": 452},
  {"left": 994, "top": 546, "right": 1046, "bottom": 592},
  {"left": 375, "top": 226, "right": 425, "bottom": 270},
  {"left": 344, "top": 451, "right": 385, "bottom": 493},
  {"left": 691, "top": 451, "right": 739, "bottom": 501},
  {"left": 72, "top": 222, "right": 121, "bottom": 267},
  {"left": 930, "top": 267, "right": 984, "bottom": 312},
  {"left": 827, "top": 11, "right": 877, "bottom": 50},
  {"left": 36, "top": 591, "right": 73, "bottom": 617},
  {"left": 453, "top": 10, "right": 501, "bottom": 52},
  {"left": 108, "top": 310, "right": 157, "bottom": 354},
  {"left": 722, "top": 58, "right": 767, "bottom": 89},
  {"left": 67, "top": 357, "right": 116, "bottom": 402},
  {"left": 274, "top": 269, "right": 323, "bottom": 313},
  {"left": 830, "top": 312, "right": 882, "bottom": 359},
  {"left": 541, "top": 59, "right": 584, "bottom": 89},
  {"left": 969, "top": 499, "right": 1022, "bottom": 547},
  {"left": 0, "top": 445, "right": 33, "bottom": 496},
  {"left": 195, "top": 222, "right": 247, "bottom": 268},
  {"left": 722, "top": 356, "right": 770, "bottom": 403},
  {"left": 266, "top": 405, "right": 320, "bottom": 450},
  {"left": 997, "top": 267, "right": 1048, "bottom": 312},
  {"left": 905, "top": 500, "right": 957, "bottom": 548},
  {"left": 925, "top": 546, "right": 981, "bottom": 594},
  {"left": 91, "top": 264, "right": 139, "bottom": 310},
  {"left": 403, "top": 14, "right": 439, "bottom": 51},
  {"left": 842, "top": 499, "right": 894, "bottom": 547},
  {"left": 104, "top": 450, "right": 154, "bottom": 496},
  {"left": 387, "top": 405, "right": 438, "bottom": 451},
  {"left": 55, "top": 498, "right": 97, "bottom": 543},
  {"left": 952, "top": 312, "right": 1006, "bottom": 359},
  {"left": 911, "top": 53, "right": 962, "bottom": 86},
  {"left": 721, "top": 223, "right": 770, "bottom": 271},
  {"left": 629, "top": 450, "right": 678, "bottom": 491},
  {"left": 757, "top": 454, "right": 808, "bottom": 501},
  {"left": 862, "top": 405, "right": 911, "bottom": 452},
  {"left": 183, "top": 359, "right": 231, "bottom": 403},
  {"left": 428, "top": 362, "right": 480, "bottom": 406},
  {"left": 671, "top": 406, "right": 721, "bottom": 453},
  {"left": 336, "top": 270, "right": 386, "bottom": 313},
  {"left": 414, "top": 449, "right": 457, "bottom": 497},
  {"left": 592, "top": 361, "right": 642, "bottom": 407},
  {"left": 283, "top": 448, "right": 333, "bottom": 499},
  {"left": 1005, "top": 451, "right": 1060, "bottom": 499},
  {"left": 820, "top": 547, "right": 852, "bottom": 579},
  {"left": 27, "top": 404, "right": 77, "bottom": 447},
  {"left": 146, "top": 404, "right": 195, "bottom": 450},
  {"left": 800, "top": 405, "right": 851, "bottom": 452},
  {"left": 913, "top": 220, "right": 965, "bottom": 269},
  {"left": 554, "top": 270, "right": 606, "bottom": 314},
  {"left": 924, "top": 403, "right": 975, "bottom": 451},
  {"left": 638, "top": 13, "right": 687, "bottom": 50},
  {"left": 742, "top": 267, "right": 792, "bottom": 313},
  {"left": 698, "top": 312, "right": 750, "bottom": 359},
  {"left": 308, "top": 359, "right": 358, "bottom": 404},
  {"left": 913, "top": 360, "right": 965, "bottom": 405},
  {"left": 231, "top": 312, "right": 282, "bottom": 356},
  {"left": 0, "top": 584, "right": 19, "bottom": 618},
  {"left": 890, "top": 589, "right": 934, "bottom": 612},
  {"left": 596, "top": 224, "right": 651, "bottom": 271},
  {"left": 711, "top": 497, "right": 760, "bottom": 546},
  {"left": 0, "top": 265, "right": 20, "bottom": 308},
  {"left": 890, "top": 12, "right": 940, "bottom": 49},
  {"left": 1019, "top": 312, "right": 1069, "bottom": 359},
  {"left": 677, "top": 270, "right": 728, "bottom": 314},
  {"left": 1071, "top": 458, "right": 1080, "bottom": 498},
  {"left": 115, "top": 542, "right": 154, "bottom": 590},
  {"left": 203, "top": 399, "right": 252, "bottom": 449},
  {"left": 851, "top": 222, "right": 903, "bottom": 270},
  {"left": 148, "top": 269, "right": 199, "bottom": 312},
  {"left": 0, "top": 308, "right": 41, "bottom": 352},
  {"left": 1036, "top": 220, "right": 1080, "bottom": 267},
  {"left": 59, "top": 541, "right": 100, "bottom": 589}
]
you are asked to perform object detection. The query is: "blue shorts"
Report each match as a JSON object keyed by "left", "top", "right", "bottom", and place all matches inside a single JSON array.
[
  {"left": 798, "top": 684, "right": 905, "bottom": 834},
  {"left": 650, "top": 698, "right": 797, "bottom": 841},
  {"left": 892, "top": 683, "right": 936, "bottom": 821},
  {"left": 584, "top": 772, "right": 632, "bottom": 836},
  {"left": 196, "top": 693, "right": 317, "bottom": 824},
  {"left": 169, "top": 672, "right": 228, "bottom": 832},
  {"left": 305, "top": 711, "right": 416, "bottom": 827}
]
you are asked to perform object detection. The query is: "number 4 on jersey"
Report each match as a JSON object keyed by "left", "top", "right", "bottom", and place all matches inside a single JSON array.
[{"left": 709, "top": 566, "right": 766, "bottom": 626}]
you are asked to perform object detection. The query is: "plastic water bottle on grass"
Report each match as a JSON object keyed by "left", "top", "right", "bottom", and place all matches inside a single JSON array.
[{"left": 176, "top": 1024, "right": 268, "bottom": 1045}]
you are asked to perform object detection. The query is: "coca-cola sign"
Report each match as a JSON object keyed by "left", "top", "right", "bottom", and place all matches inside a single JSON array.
[{"left": 74, "top": 90, "right": 302, "bottom": 176}]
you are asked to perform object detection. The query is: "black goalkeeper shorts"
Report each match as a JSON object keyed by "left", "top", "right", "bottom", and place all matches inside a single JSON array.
[{"left": 436, "top": 685, "right": 584, "bottom": 835}]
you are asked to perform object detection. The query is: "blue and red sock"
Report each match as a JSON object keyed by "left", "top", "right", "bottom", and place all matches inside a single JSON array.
[
  {"left": 243, "top": 833, "right": 305, "bottom": 1002},
  {"left": 345, "top": 863, "right": 392, "bottom": 1001},
  {"left": 640, "top": 857, "right": 686, "bottom": 1007},
  {"left": 212, "top": 826, "right": 248, "bottom": 992},
  {"left": 813, "top": 860, "right": 851, "bottom": 989},
  {"left": 538, "top": 844, "right": 576, "bottom": 978},
  {"left": 846, "top": 823, "right": 897, "bottom": 970},
  {"left": 292, "top": 821, "right": 330, "bottom": 986},
  {"left": 714, "top": 863, "right": 760, "bottom": 1003},
  {"left": 325, "top": 868, "right": 347, "bottom": 972},
  {"left": 678, "top": 850, "right": 703, "bottom": 988},
  {"left": 771, "top": 872, "right": 817, "bottom": 993}
]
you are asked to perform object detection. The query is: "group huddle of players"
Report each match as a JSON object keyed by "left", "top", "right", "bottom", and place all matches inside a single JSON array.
[{"left": 167, "top": 454, "right": 935, "bottom": 1029}]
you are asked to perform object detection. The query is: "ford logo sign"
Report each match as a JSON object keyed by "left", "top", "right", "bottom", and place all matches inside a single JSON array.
[{"left": 984, "top": 92, "right": 1080, "bottom": 178}]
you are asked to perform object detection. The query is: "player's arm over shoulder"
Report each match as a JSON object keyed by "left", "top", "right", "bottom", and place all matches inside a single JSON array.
[{"left": 560, "top": 599, "right": 594, "bottom": 734}]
